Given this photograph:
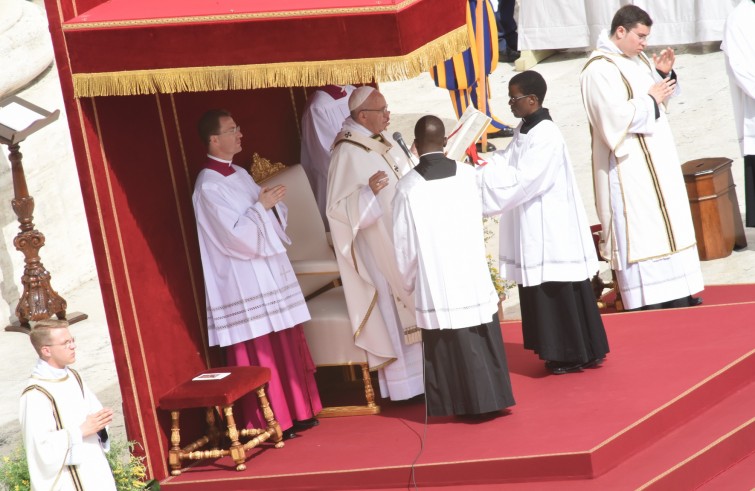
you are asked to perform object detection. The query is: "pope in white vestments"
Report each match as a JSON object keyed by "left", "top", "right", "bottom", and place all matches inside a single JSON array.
[
  {"left": 722, "top": 0, "right": 755, "bottom": 227},
  {"left": 300, "top": 84, "right": 355, "bottom": 228},
  {"left": 20, "top": 321, "right": 116, "bottom": 491},
  {"left": 580, "top": 5, "right": 704, "bottom": 310},
  {"left": 392, "top": 115, "right": 515, "bottom": 416},
  {"left": 193, "top": 109, "right": 321, "bottom": 439},
  {"left": 326, "top": 87, "right": 424, "bottom": 401}
]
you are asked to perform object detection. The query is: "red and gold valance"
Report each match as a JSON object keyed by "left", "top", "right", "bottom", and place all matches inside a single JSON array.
[{"left": 62, "top": 0, "right": 467, "bottom": 97}]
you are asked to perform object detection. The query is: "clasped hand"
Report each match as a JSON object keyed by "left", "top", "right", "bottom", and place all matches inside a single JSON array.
[
  {"left": 369, "top": 171, "right": 389, "bottom": 195},
  {"left": 259, "top": 184, "right": 286, "bottom": 209},
  {"left": 81, "top": 407, "right": 114, "bottom": 438},
  {"left": 648, "top": 76, "right": 676, "bottom": 105}
]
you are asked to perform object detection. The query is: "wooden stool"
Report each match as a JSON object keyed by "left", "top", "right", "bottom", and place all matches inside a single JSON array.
[
  {"left": 158, "top": 366, "right": 283, "bottom": 476},
  {"left": 682, "top": 158, "right": 747, "bottom": 260}
]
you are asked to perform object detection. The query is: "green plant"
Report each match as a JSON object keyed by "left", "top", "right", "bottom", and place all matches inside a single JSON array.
[
  {"left": 0, "top": 445, "right": 29, "bottom": 491},
  {"left": 105, "top": 440, "right": 150, "bottom": 490},
  {"left": 487, "top": 254, "right": 516, "bottom": 299},
  {"left": 483, "top": 217, "right": 515, "bottom": 299},
  {"left": 1, "top": 439, "right": 152, "bottom": 491}
]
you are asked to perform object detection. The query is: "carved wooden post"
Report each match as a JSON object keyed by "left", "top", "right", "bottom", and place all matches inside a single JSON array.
[
  {"left": 8, "top": 143, "right": 67, "bottom": 329},
  {"left": 1, "top": 96, "right": 87, "bottom": 333}
]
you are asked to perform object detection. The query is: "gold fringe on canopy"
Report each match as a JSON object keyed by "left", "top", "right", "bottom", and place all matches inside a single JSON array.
[{"left": 71, "top": 26, "right": 468, "bottom": 98}]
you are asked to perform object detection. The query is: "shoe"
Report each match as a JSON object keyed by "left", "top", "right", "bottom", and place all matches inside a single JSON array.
[
  {"left": 661, "top": 295, "right": 703, "bottom": 309},
  {"left": 545, "top": 360, "right": 583, "bottom": 375},
  {"left": 293, "top": 417, "right": 319, "bottom": 431},
  {"left": 499, "top": 47, "right": 521, "bottom": 63},
  {"left": 487, "top": 127, "right": 514, "bottom": 139},
  {"left": 475, "top": 142, "right": 496, "bottom": 153},
  {"left": 581, "top": 358, "right": 605, "bottom": 369},
  {"left": 282, "top": 429, "right": 298, "bottom": 440}
]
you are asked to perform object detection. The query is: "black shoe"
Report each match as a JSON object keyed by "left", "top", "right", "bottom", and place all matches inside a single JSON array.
[
  {"left": 499, "top": 47, "right": 521, "bottom": 62},
  {"left": 475, "top": 141, "right": 497, "bottom": 153},
  {"left": 545, "top": 360, "right": 584, "bottom": 375},
  {"left": 282, "top": 429, "right": 298, "bottom": 440},
  {"left": 293, "top": 418, "right": 319, "bottom": 431},
  {"left": 581, "top": 358, "right": 605, "bottom": 369},
  {"left": 661, "top": 295, "right": 703, "bottom": 309},
  {"left": 487, "top": 127, "right": 514, "bottom": 139}
]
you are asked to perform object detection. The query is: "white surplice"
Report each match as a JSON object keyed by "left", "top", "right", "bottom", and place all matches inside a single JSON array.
[
  {"left": 20, "top": 360, "right": 116, "bottom": 491},
  {"left": 300, "top": 85, "right": 355, "bottom": 226},
  {"left": 479, "top": 117, "right": 598, "bottom": 287},
  {"left": 193, "top": 159, "right": 310, "bottom": 347},
  {"left": 392, "top": 161, "right": 499, "bottom": 329},
  {"left": 326, "top": 118, "right": 423, "bottom": 400},
  {"left": 722, "top": 0, "right": 755, "bottom": 157},
  {"left": 580, "top": 30, "right": 704, "bottom": 309}
]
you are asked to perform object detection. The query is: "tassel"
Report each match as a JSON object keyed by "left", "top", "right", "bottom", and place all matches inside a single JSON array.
[{"left": 72, "top": 26, "right": 469, "bottom": 98}]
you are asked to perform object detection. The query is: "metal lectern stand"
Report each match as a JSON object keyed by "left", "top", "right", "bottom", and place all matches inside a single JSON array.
[{"left": 0, "top": 95, "right": 87, "bottom": 333}]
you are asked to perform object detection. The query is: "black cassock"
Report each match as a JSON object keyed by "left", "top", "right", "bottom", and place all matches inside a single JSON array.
[
  {"left": 518, "top": 279, "right": 609, "bottom": 365},
  {"left": 415, "top": 153, "right": 515, "bottom": 417}
]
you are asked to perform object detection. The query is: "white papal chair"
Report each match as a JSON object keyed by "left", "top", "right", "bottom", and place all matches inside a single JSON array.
[{"left": 255, "top": 158, "right": 380, "bottom": 416}]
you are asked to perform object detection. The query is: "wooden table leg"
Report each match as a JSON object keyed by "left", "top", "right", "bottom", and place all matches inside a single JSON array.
[
  {"left": 206, "top": 407, "right": 221, "bottom": 449},
  {"left": 223, "top": 405, "right": 247, "bottom": 471},
  {"left": 257, "top": 385, "right": 284, "bottom": 447},
  {"left": 168, "top": 410, "right": 182, "bottom": 476}
]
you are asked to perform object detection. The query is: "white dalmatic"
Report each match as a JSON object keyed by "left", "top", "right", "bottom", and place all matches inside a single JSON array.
[
  {"left": 580, "top": 29, "right": 703, "bottom": 309},
  {"left": 20, "top": 360, "right": 116, "bottom": 491}
]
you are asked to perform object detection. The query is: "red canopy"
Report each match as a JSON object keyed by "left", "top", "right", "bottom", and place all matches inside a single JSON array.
[{"left": 62, "top": 0, "right": 467, "bottom": 97}]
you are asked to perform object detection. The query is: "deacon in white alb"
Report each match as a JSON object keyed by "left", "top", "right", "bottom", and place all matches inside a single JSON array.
[
  {"left": 326, "top": 86, "right": 424, "bottom": 401},
  {"left": 20, "top": 320, "right": 116, "bottom": 491},
  {"left": 580, "top": 5, "right": 704, "bottom": 310}
]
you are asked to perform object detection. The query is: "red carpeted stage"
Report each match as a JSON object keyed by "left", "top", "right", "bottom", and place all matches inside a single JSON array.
[{"left": 159, "top": 284, "right": 755, "bottom": 490}]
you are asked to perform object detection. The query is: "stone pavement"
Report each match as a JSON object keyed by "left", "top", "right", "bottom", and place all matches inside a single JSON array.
[{"left": 1, "top": 45, "right": 753, "bottom": 459}]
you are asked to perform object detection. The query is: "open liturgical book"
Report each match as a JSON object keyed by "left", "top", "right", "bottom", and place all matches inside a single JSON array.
[{"left": 445, "top": 106, "right": 492, "bottom": 161}]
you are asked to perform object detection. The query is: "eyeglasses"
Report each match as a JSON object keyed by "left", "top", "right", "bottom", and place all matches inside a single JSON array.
[
  {"left": 508, "top": 94, "right": 534, "bottom": 104},
  {"left": 217, "top": 125, "right": 241, "bottom": 135},
  {"left": 361, "top": 106, "right": 389, "bottom": 114},
  {"left": 629, "top": 30, "right": 648, "bottom": 42},
  {"left": 46, "top": 337, "right": 76, "bottom": 349}
]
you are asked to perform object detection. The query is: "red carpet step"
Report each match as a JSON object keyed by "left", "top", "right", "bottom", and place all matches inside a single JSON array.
[{"left": 160, "top": 284, "right": 755, "bottom": 490}]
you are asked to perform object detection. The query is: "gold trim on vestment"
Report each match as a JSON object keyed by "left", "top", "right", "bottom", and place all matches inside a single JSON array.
[
  {"left": 30, "top": 373, "right": 69, "bottom": 383},
  {"left": 91, "top": 99, "right": 164, "bottom": 476},
  {"left": 63, "top": 0, "right": 422, "bottom": 29},
  {"left": 71, "top": 26, "right": 468, "bottom": 97}
]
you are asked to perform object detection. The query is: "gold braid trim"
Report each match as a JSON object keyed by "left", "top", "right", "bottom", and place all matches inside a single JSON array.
[
  {"left": 71, "top": 26, "right": 468, "bottom": 97},
  {"left": 63, "top": 0, "right": 422, "bottom": 30}
]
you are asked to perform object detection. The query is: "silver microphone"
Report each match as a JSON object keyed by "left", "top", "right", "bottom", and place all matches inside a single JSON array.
[{"left": 392, "top": 132, "right": 413, "bottom": 161}]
